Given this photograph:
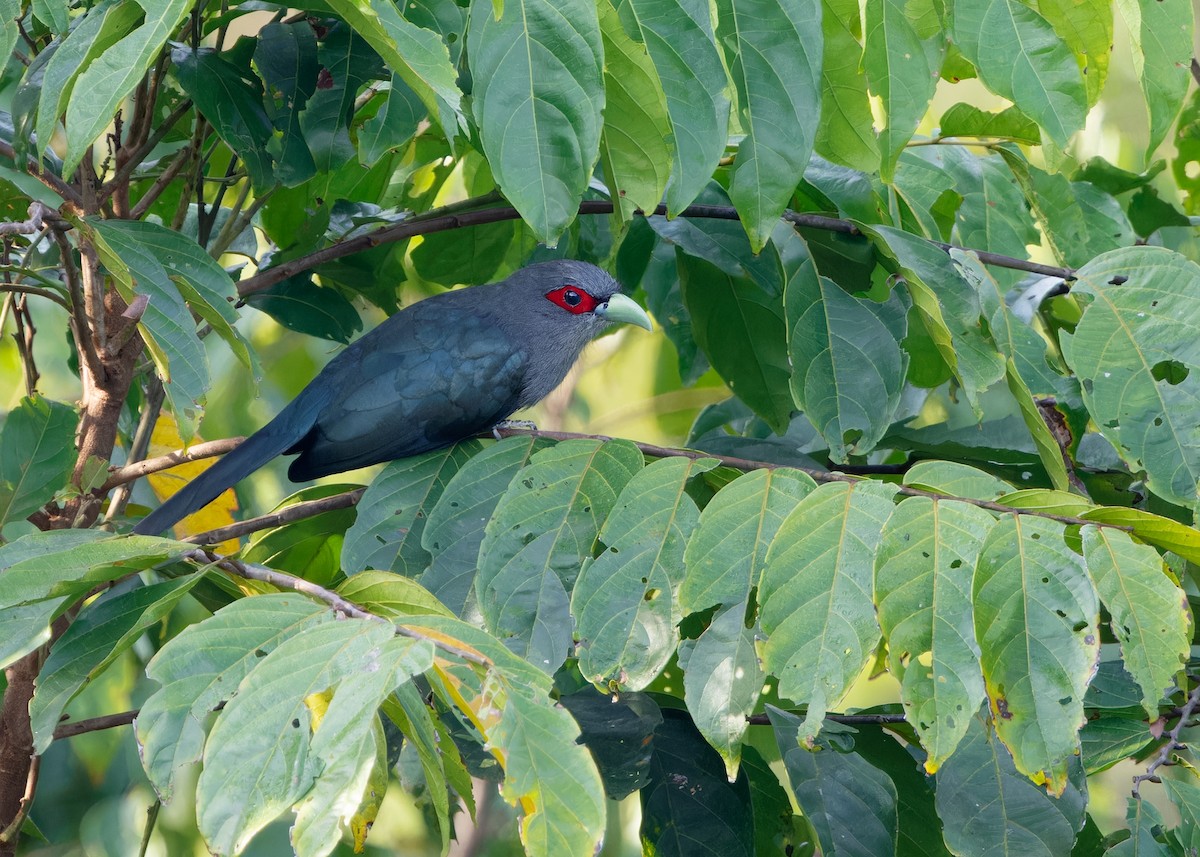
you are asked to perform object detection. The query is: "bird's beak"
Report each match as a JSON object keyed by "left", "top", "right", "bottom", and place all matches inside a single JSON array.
[{"left": 596, "top": 293, "right": 653, "bottom": 330}]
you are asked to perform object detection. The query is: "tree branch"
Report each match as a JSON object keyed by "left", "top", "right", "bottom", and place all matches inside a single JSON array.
[
  {"left": 1133, "top": 680, "right": 1200, "bottom": 796},
  {"left": 182, "top": 488, "right": 366, "bottom": 544},
  {"left": 102, "top": 436, "right": 245, "bottom": 490},
  {"left": 235, "top": 197, "right": 1075, "bottom": 299}
]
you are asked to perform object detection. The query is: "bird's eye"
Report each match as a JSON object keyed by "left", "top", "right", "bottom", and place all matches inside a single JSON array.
[{"left": 545, "top": 285, "right": 598, "bottom": 314}]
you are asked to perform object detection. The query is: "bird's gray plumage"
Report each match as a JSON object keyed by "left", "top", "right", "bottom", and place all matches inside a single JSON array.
[{"left": 133, "top": 260, "right": 642, "bottom": 535}]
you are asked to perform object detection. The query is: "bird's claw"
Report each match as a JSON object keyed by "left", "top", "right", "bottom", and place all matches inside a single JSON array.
[{"left": 492, "top": 419, "right": 539, "bottom": 440}]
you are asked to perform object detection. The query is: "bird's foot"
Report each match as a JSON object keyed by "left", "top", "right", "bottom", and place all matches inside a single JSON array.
[{"left": 492, "top": 419, "right": 539, "bottom": 440}]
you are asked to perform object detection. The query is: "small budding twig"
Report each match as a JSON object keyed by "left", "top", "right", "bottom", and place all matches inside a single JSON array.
[{"left": 1133, "top": 680, "right": 1200, "bottom": 797}]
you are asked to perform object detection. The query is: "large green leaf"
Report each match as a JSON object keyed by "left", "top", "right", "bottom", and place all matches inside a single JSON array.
[
  {"left": 573, "top": 456, "right": 715, "bottom": 688},
  {"left": 243, "top": 484, "right": 359, "bottom": 588},
  {"left": 935, "top": 711, "right": 1086, "bottom": 857},
  {"left": 30, "top": 577, "right": 204, "bottom": 752},
  {"left": 342, "top": 442, "right": 481, "bottom": 576},
  {"left": 770, "top": 706, "right": 899, "bottom": 857},
  {"left": 1060, "top": 247, "right": 1200, "bottom": 507},
  {"left": 863, "top": 0, "right": 940, "bottom": 178},
  {"left": 195, "top": 620, "right": 432, "bottom": 855},
  {"left": 678, "top": 249, "right": 793, "bottom": 433},
  {"left": 1116, "top": 0, "right": 1192, "bottom": 159},
  {"left": 60, "top": 0, "right": 192, "bottom": 177},
  {"left": 421, "top": 436, "right": 546, "bottom": 614},
  {"left": 0, "top": 395, "right": 76, "bottom": 529},
  {"left": 714, "top": 0, "right": 823, "bottom": 251},
  {"left": 815, "top": 0, "right": 880, "bottom": 173},
  {"left": 615, "top": 0, "right": 730, "bottom": 213},
  {"left": 136, "top": 594, "right": 332, "bottom": 801},
  {"left": 1037, "top": 0, "right": 1112, "bottom": 107},
  {"left": 1082, "top": 527, "right": 1189, "bottom": 718},
  {"left": 1107, "top": 797, "right": 1169, "bottom": 857},
  {"left": 477, "top": 439, "right": 643, "bottom": 670},
  {"left": 973, "top": 515, "right": 1098, "bottom": 793},
  {"left": 875, "top": 497, "right": 993, "bottom": 770},
  {"left": 679, "top": 467, "right": 816, "bottom": 612},
  {"left": 597, "top": 0, "right": 672, "bottom": 220},
  {"left": 950, "top": 0, "right": 1086, "bottom": 147},
  {"left": 34, "top": 0, "right": 142, "bottom": 155},
  {"left": 467, "top": 0, "right": 604, "bottom": 243},
  {"left": 758, "top": 480, "right": 896, "bottom": 744},
  {"left": 254, "top": 21, "right": 320, "bottom": 187},
  {"left": 785, "top": 244, "right": 909, "bottom": 461}
]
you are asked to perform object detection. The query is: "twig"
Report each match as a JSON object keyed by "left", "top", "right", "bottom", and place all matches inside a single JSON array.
[
  {"left": 0, "top": 202, "right": 50, "bottom": 236},
  {"left": 104, "top": 378, "right": 165, "bottom": 521},
  {"left": 491, "top": 427, "right": 1129, "bottom": 532},
  {"left": 50, "top": 226, "right": 104, "bottom": 385},
  {"left": 77, "top": 240, "right": 107, "bottom": 374},
  {"left": 0, "top": 755, "right": 38, "bottom": 846},
  {"left": 188, "top": 549, "right": 491, "bottom": 667},
  {"left": 102, "top": 436, "right": 244, "bottom": 490},
  {"left": 183, "top": 488, "right": 366, "bottom": 544},
  {"left": 53, "top": 709, "right": 138, "bottom": 740},
  {"left": 129, "top": 144, "right": 194, "bottom": 220},
  {"left": 746, "top": 712, "right": 907, "bottom": 726},
  {"left": 1133, "top": 680, "right": 1200, "bottom": 796},
  {"left": 234, "top": 196, "right": 1075, "bottom": 299},
  {"left": 98, "top": 99, "right": 194, "bottom": 206},
  {"left": 12, "top": 295, "right": 39, "bottom": 395},
  {"left": 137, "top": 800, "right": 160, "bottom": 857},
  {"left": 0, "top": 140, "right": 84, "bottom": 207},
  {"left": 0, "top": 283, "right": 69, "bottom": 310}
]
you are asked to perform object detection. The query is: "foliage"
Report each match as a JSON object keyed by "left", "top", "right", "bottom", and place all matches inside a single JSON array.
[{"left": 1, "top": 0, "right": 1200, "bottom": 853}]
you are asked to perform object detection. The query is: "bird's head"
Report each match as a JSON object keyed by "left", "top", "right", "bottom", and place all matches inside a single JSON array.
[{"left": 489, "top": 260, "right": 653, "bottom": 405}]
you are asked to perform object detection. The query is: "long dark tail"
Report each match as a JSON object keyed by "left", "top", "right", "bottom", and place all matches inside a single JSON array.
[{"left": 132, "top": 394, "right": 325, "bottom": 536}]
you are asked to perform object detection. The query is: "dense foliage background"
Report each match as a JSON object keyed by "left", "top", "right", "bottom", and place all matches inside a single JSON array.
[{"left": 3, "top": 0, "right": 1200, "bottom": 853}]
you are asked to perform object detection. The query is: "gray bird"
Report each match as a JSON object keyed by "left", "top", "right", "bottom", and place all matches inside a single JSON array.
[{"left": 133, "top": 260, "right": 652, "bottom": 535}]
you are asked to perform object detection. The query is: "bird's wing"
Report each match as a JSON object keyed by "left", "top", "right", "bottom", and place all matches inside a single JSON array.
[{"left": 288, "top": 307, "right": 527, "bottom": 480}]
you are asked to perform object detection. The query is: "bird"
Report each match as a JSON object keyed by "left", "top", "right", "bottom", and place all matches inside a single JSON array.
[{"left": 133, "top": 260, "right": 652, "bottom": 536}]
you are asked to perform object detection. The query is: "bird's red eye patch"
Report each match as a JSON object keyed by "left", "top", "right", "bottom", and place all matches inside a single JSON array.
[{"left": 545, "top": 285, "right": 598, "bottom": 315}]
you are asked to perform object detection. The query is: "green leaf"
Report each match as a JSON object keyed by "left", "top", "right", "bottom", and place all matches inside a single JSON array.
[
  {"left": 615, "top": 0, "right": 730, "bottom": 213},
  {"left": 784, "top": 245, "right": 909, "bottom": 461},
  {"left": 421, "top": 436, "right": 546, "bottom": 614},
  {"left": 489, "top": 685, "right": 606, "bottom": 857},
  {"left": 0, "top": 0, "right": 17, "bottom": 69},
  {"left": 950, "top": 0, "right": 1086, "bottom": 147},
  {"left": 30, "top": 577, "right": 204, "bottom": 752},
  {"left": 875, "top": 497, "right": 993, "bottom": 770},
  {"left": 0, "top": 395, "right": 76, "bottom": 529},
  {"left": 342, "top": 442, "right": 481, "bottom": 576},
  {"left": 337, "top": 571, "right": 453, "bottom": 619},
  {"left": 973, "top": 515, "right": 1098, "bottom": 793},
  {"left": 34, "top": 0, "right": 143, "bottom": 156},
  {"left": 1082, "top": 527, "right": 1189, "bottom": 718},
  {"left": 574, "top": 456, "right": 716, "bottom": 688},
  {"left": 995, "top": 488, "right": 1093, "bottom": 518},
  {"left": 31, "top": 0, "right": 66, "bottom": 33},
  {"left": 640, "top": 709, "right": 755, "bottom": 857},
  {"left": 381, "top": 683, "right": 453, "bottom": 850},
  {"left": 173, "top": 45, "right": 275, "bottom": 189},
  {"left": 1060, "top": 247, "right": 1200, "bottom": 508},
  {"left": 863, "top": 0, "right": 940, "bottom": 178},
  {"left": 136, "top": 594, "right": 332, "bottom": 800},
  {"left": 0, "top": 603, "right": 58, "bottom": 673},
  {"left": 597, "top": 0, "right": 672, "bottom": 220},
  {"left": 242, "top": 484, "right": 359, "bottom": 587},
  {"left": 1080, "top": 717, "right": 1154, "bottom": 775},
  {"left": 937, "top": 103, "right": 1040, "bottom": 143},
  {"left": 715, "top": 0, "right": 822, "bottom": 251},
  {"left": 1116, "top": 0, "right": 1193, "bottom": 160},
  {"left": 60, "top": 0, "right": 193, "bottom": 178},
  {"left": 1166, "top": 772, "right": 1200, "bottom": 855},
  {"left": 358, "top": 75, "right": 426, "bottom": 167},
  {"left": 769, "top": 706, "right": 899, "bottom": 857},
  {"left": 467, "top": 0, "right": 604, "bottom": 243},
  {"left": 680, "top": 467, "right": 816, "bottom": 613},
  {"left": 936, "top": 710, "right": 1086, "bottom": 857},
  {"left": 196, "top": 621, "right": 432, "bottom": 855},
  {"left": 558, "top": 688, "right": 661, "bottom": 800},
  {"left": 815, "top": 0, "right": 881, "bottom": 173},
  {"left": 759, "top": 481, "right": 896, "bottom": 744},
  {"left": 253, "top": 21, "right": 319, "bottom": 186},
  {"left": 1108, "top": 797, "right": 1169, "bottom": 856},
  {"left": 681, "top": 604, "right": 761, "bottom": 777},
  {"left": 320, "top": 0, "right": 463, "bottom": 131},
  {"left": 1037, "top": 0, "right": 1112, "bottom": 107},
  {"left": 1004, "top": 358, "right": 1072, "bottom": 492},
  {"left": 678, "top": 249, "right": 793, "bottom": 433},
  {"left": 1078, "top": 506, "right": 1200, "bottom": 565},
  {"left": 477, "top": 439, "right": 643, "bottom": 670},
  {"left": 868, "top": 226, "right": 1006, "bottom": 413},
  {"left": 903, "top": 460, "right": 1015, "bottom": 500},
  {"left": 243, "top": 274, "right": 364, "bottom": 346}
]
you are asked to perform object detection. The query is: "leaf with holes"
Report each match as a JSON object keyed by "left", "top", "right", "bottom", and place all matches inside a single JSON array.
[{"left": 1060, "top": 247, "right": 1200, "bottom": 508}]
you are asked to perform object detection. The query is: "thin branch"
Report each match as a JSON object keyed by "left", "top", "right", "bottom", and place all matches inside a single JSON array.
[
  {"left": 50, "top": 226, "right": 104, "bottom": 385},
  {"left": 1133, "top": 680, "right": 1200, "bottom": 796},
  {"left": 747, "top": 712, "right": 907, "bottom": 726},
  {"left": 102, "top": 436, "right": 244, "bottom": 490},
  {"left": 0, "top": 202, "right": 50, "bottom": 236},
  {"left": 0, "top": 284, "right": 69, "bottom": 310},
  {"left": 235, "top": 196, "right": 1074, "bottom": 299},
  {"left": 77, "top": 240, "right": 107, "bottom": 372},
  {"left": 53, "top": 709, "right": 138, "bottom": 740},
  {"left": 98, "top": 99, "right": 194, "bottom": 206},
  {"left": 492, "top": 427, "right": 1129, "bottom": 531},
  {"left": 183, "top": 488, "right": 366, "bottom": 544},
  {"left": 104, "top": 378, "right": 165, "bottom": 521},
  {"left": 0, "top": 755, "right": 38, "bottom": 846},
  {"left": 129, "top": 144, "right": 194, "bottom": 220},
  {"left": 188, "top": 549, "right": 491, "bottom": 666},
  {"left": 0, "top": 140, "right": 84, "bottom": 207}
]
